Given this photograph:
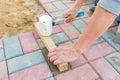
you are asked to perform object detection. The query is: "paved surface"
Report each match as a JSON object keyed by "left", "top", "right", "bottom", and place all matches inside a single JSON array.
[{"left": 0, "top": 0, "right": 120, "bottom": 80}]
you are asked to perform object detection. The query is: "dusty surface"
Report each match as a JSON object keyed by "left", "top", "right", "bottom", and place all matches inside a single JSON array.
[{"left": 0, "top": 0, "right": 45, "bottom": 38}]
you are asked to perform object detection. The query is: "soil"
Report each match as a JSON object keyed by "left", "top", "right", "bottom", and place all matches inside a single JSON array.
[{"left": 0, "top": 0, "right": 45, "bottom": 38}]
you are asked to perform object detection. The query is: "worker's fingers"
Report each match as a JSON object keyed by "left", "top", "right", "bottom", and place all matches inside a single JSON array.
[
  {"left": 53, "top": 59, "right": 62, "bottom": 65},
  {"left": 48, "top": 51, "right": 57, "bottom": 58},
  {"left": 49, "top": 55, "right": 58, "bottom": 62},
  {"left": 49, "top": 48, "right": 57, "bottom": 53}
]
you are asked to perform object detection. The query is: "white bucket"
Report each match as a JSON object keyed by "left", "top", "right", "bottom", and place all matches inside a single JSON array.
[{"left": 38, "top": 15, "right": 53, "bottom": 36}]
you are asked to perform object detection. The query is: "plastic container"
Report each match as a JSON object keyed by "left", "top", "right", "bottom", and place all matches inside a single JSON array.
[{"left": 38, "top": 15, "right": 53, "bottom": 36}]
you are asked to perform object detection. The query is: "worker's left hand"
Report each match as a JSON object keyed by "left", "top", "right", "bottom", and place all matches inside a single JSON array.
[{"left": 48, "top": 44, "right": 80, "bottom": 65}]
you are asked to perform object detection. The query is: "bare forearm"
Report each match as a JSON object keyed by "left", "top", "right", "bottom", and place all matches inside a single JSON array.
[{"left": 74, "top": 6, "right": 116, "bottom": 54}]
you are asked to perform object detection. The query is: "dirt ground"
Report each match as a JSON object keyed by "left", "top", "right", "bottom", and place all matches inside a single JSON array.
[{"left": 0, "top": 0, "right": 45, "bottom": 38}]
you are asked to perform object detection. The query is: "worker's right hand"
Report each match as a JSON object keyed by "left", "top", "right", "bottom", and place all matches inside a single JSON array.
[{"left": 62, "top": 7, "right": 79, "bottom": 23}]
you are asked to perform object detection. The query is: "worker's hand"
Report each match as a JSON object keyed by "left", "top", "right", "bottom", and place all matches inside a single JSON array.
[
  {"left": 48, "top": 44, "right": 80, "bottom": 65},
  {"left": 62, "top": 7, "right": 79, "bottom": 23}
]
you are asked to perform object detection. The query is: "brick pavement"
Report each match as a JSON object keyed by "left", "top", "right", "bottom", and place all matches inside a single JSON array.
[{"left": 0, "top": 0, "right": 120, "bottom": 80}]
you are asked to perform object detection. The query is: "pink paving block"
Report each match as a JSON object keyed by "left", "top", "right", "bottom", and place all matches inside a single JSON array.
[
  {"left": 60, "top": 23, "right": 80, "bottom": 40},
  {"left": 91, "top": 58, "right": 120, "bottom": 80},
  {"left": 109, "top": 26, "right": 118, "bottom": 34},
  {"left": 55, "top": 64, "right": 98, "bottom": 80},
  {"left": 52, "top": 25, "right": 63, "bottom": 34},
  {"left": 70, "top": 55, "right": 87, "bottom": 69},
  {"left": 19, "top": 32, "right": 39, "bottom": 54},
  {"left": 0, "top": 39, "right": 3, "bottom": 49},
  {"left": 42, "top": 3, "right": 57, "bottom": 13},
  {"left": 32, "top": 31, "right": 40, "bottom": 39},
  {"left": 0, "top": 61, "right": 9, "bottom": 80},
  {"left": 83, "top": 42, "right": 115, "bottom": 61},
  {"left": 10, "top": 62, "right": 52, "bottom": 80}
]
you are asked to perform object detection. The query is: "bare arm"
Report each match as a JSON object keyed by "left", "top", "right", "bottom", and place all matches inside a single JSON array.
[{"left": 74, "top": 6, "right": 116, "bottom": 54}]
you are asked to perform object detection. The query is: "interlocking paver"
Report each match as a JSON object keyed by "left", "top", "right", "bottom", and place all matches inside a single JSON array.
[
  {"left": 39, "top": 0, "right": 56, "bottom": 4},
  {"left": 19, "top": 32, "right": 39, "bottom": 54},
  {"left": 0, "top": 39, "right": 3, "bottom": 49},
  {"left": 70, "top": 55, "right": 87, "bottom": 69},
  {"left": 3, "top": 36, "right": 23, "bottom": 59},
  {"left": 102, "top": 30, "right": 120, "bottom": 51},
  {"left": 60, "top": 23, "right": 80, "bottom": 40},
  {"left": 52, "top": 1, "right": 68, "bottom": 10},
  {"left": 105, "top": 52, "right": 120, "bottom": 74},
  {"left": 10, "top": 62, "right": 52, "bottom": 80},
  {"left": 52, "top": 25, "right": 63, "bottom": 34},
  {"left": 7, "top": 50, "right": 45, "bottom": 74},
  {"left": 84, "top": 42, "right": 115, "bottom": 61},
  {"left": 51, "top": 32, "right": 69, "bottom": 44},
  {"left": 46, "top": 77, "right": 55, "bottom": 80},
  {"left": 0, "top": 49, "right": 5, "bottom": 62},
  {"left": 0, "top": 61, "right": 9, "bottom": 80},
  {"left": 55, "top": 64, "right": 98, "bottom": 80},
  {"left": 42, "top": 3, "right": 57, "bottom": 13},
  {"left": 93, "top": 37, "right": 104, "bottom": 45},
  {"left": 37, "top": 39, "right": 45, "bottom": 49},
  {"left": 91, "top": 58, "right": 120, "bottom": 80},
  {"left": 32, "top": 31, "right": 40, "bottom": 39},
  {"left": 72, "top": 19, "right": 87, "bottom": 33}
]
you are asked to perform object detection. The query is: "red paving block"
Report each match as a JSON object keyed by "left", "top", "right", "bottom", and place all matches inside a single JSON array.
[
  {"left": 0, "top": 39, "right": 3, "bottom": 49},
  {"left": 60, "top": 23, "right": 80, "bottom": 40},
  {"left": 19, "top": 32, "right": 39, "bottom": 54},
  {"left": 32, "top": 31, "right": 40, "bottom": 39},
  {"left": 84, "top": 42, "right": 115, "bottom": 61},
  {"left": 91, "top": 58, "right": 120, "bottom": 80},
  {"left": 0, "top": 61, "right": 9, "bottom": 80},
  {"left": 42, "top": 3, "right": 57, "bottom": 13},
  {"left": 52, "top": 25, "right": 63, "bottom": 34},
  {"left": 55, "top": 64, "right": 98, "bottom": 80},
  {"left": 109, "top": 26, "right": 118, "bottom": 34},
  {"left": 70, "top": 55, "right": 87, "bottom": 69},
  {"left": 10, "top": 62, "right": 52, "bottom": 80}
]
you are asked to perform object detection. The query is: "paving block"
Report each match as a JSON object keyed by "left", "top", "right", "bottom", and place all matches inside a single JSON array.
[
  {"left": 19, "top": 32, "right": 39, "bottom": 54},
  {"left": 3, "top": 36, "right": 23, "bottom": 59},
  {"left": 58, "top": 41, "right": 72, "bottom": 46},
  {"left": 72, "top": 19, "right": 87, "bottom": 33},
  {"left": 0, "top": 49, "right": 5, "bottom": 62},
  {"left": 105, "top": 52, "right": 120, "bottom": 74},
  {"left": 62, "top": 0, "right": 74, "bottom": 4},
  {"left": 55, "top": 64, "right": 98, "bottom": 80},
  {"left": 66, "top": 3, "right": 74, "bottom": 8},
  {"left": 0, "top": 61, "right": 9, "bottom": 80},
  {"left": 0, "top": 39, "right": 3, "bottom": 49},
  {"left": 52, "top": 25, "right": 63, "bottom": 34},
  {"left": 102, "top": 30, "right": 120, "bottom": 51},
  {"left": 70, "top": 55, "right": 87, "bottom": 69},
  {"left": 52, "top": 1, "right": 68, "bottom": 10},
  {"left": 37, "top": 39, "right": 45, "bottom": 49},
  {"left": 60, "top": 23, "right": 80, "bottom": 40},
  {"left": 109, "top": 26, "right": 118, "bottom": 34},
  {"left": 93, "top": 37, "right": 104, "bottom": 45},
  {"left": 84, "top": 42, "right": 115, "bottom": 61},
  {"left": 42, "top": 3, "right": 57, "bottom": 13},
  {"left": 46, "top": 77, "right": 55, "bottom": 80},
  {"left": 91, "top": 58, "right": 120, "bottom": 80},
  {"left": 32, "top": 31, "right": 40, "bottom": 39},
  {"left": 10, "top": 62, "right": 52, "bottom": 80},
  {"left": 7, "top": 50, "right": 45, "bottom": 74},
  {"left": 51, "top": 32, "right": 69, "bottom": 44},
  {"left": 50, "top": 10, "right": 65, "bottom": 19},
  {"left": 39, "top": 0, "right": 56, "bottom": 4},
  {"left": 72, "top": 39, "right": 77, "bottom": 43}
]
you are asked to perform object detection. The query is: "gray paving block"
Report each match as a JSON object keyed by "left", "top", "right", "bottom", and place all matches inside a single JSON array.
[
  {"left": 102, "top": 30, "right": 120, "bottom": 51},
  {"left": 105, "top": 52, "right": 120, "bottom": 73},
  {"left": 3, "top": 36, "right": 23, "bottom": 59},
  {"left": 0, "top": 49, "right": 5, "bottom": 62},
  {"left": 37, "top": 39, "right": 45, "bottom": 49},
  {"left": 72, "top": 19, "right": 87, "bottom": 33},
  {"left": 93, "top": 37, "right": 105, "bottom": 45},
  {"left": 51, "top": 32, "right": 69, "bottom": 44},
  {"left": 52, "top": 1, "right": 68, "bottom": 10},
  {"left": 46, "top": 77, "right": 55, "bottom": 80},
  {"left": 7, "top": 50, "right": 45, "bottom": 74}
]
